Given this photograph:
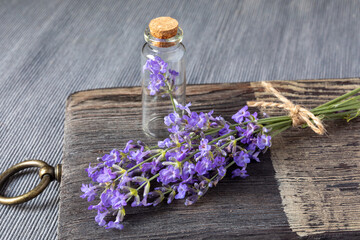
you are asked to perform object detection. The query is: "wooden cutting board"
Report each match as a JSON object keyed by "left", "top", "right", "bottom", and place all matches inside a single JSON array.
[{"left": 58, "top": 79, "right": 360, "bottom": 239}]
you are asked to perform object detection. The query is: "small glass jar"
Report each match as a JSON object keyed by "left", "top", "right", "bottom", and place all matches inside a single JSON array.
[{"left": 141, "top": 18, "right": 186, "bottom": 138}]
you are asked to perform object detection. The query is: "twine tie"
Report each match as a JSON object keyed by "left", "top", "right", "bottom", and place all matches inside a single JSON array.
[{"left": 247, "top": 82, "right": 326, "bottom": 135}]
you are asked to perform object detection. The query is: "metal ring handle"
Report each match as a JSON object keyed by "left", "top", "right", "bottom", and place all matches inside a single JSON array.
[{"left": 0, "top": 160, "right": 62, "bottom": 205}]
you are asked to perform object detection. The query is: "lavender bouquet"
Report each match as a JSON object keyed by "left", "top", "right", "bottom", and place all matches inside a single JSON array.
[{"left": 81, "top": 56, "right": 360, "bottom": 230}]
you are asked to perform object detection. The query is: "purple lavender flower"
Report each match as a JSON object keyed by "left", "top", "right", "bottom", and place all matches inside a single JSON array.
[
  {"left": 245, "top": 123, "right": 258, "bottom": 137},
  {"left": 85, "top": 163, "right": 98, "bottom": 177},
  {"left": 95, "top": 210, "right": 108, "bottom": 226},
  {"left": 158, "top": 138, "right": 173, "bottom": 148},
  {"left": 197, "top": 112, "right": 208, "bottom": 129},
  {"left": 142, "top": 159, "right": 162, "bottom": 175},
  {"left": 182, "top": 161, "right": 195, "bottom": 180},
  {"left": 123, "top": 140, "right": 135, "bottom": 153},
  {"left": 225, "top": 139, "right": 237, "bottom": 154},
  {"left": 232, "top": 106, "right": 250, "bottom": 123},
  {"left": 175, "top": 183, "right": 188, "bottom": 199},
  {"left": 234, "top": 151, "right": 250, "bottom": 167},
  {"left": 148, "top": 73, "right": 165, "bottom": 95},
  {"left": 158, "top": 166, "right": 180, "bottom": 185},
  {"left": 164, "top": 112, "right": 181, "bottom": 126},
  {"left": 102, "top": 149, "right": 121, "bottom": 167},
  {"left": 85, "top": 163, "right": 101, "bottom": 182},
  {"left": 143, "top": 59, "right": 161, "bottom": 74},
  {"left": 168, "top": 125, "right": 181, "bottom": 134},
  {"left": 212, "top": 156, "right": 226, "bottom": 168},
  {"left": 256, "top": 134, "right": 272, "bottom": 150},
  {"left": 250, "top": 112, "right": 258, "bottom": 121},
  {"left": 117, "top": 174, "right": 132, "bottom": 188},
  {"left": 80, "top": 183, "right": 97, "bottom": 202},
  {"left": 167, "top": 189, "right": 176, "bottom": 204},
  {"left": 100, "top": 189, "right": 114, "bottom": 208},
  {"left": 199, "top": 139, "right": 211, "bottom": 156},
  {"left": 217, "top": 166, "right": 226, "bottom": 177},
  {"left": 184, "top": 194, "right": 199, "bottom": 206},
  {"left": 111, "top": 191, "right": 128, "bottom": 209},
  {"left": 173, "top": 146, "right": 189, "bottom": 162},
  {"left": 250, "top": 151, "right": 260, "bottom": 162},
  {"left": 106, "top": 221, "right": 124, "bottom": 230},
  {"left": 88, "top": 203, "right": 106, "bottom": 212},
  {"left": 143, "top": 56, "right": 173, "bottom": 96},
  {"left": 195, "top": 157, "right": 212, "bottom": 175},
  {"left": 247, "top": 143, "right": 257, "bottom": 152},
  {"left": 154, "top": 56, "right": 168, "bottom": 74},
  {"left": 168, "top": 69, "right": 179, "bottom": 81},
  {"left": 146, "top": 190, "right": 164, "bottom": 207},
  {"left": 219, "top": 124, "right": 232, "bottom": 136},
  {"left": 96, "top": 168, "right": 116, "bottom": 183},
  {"left": 183, "top": 112, "right": 200, "bottom": 129},
  {"left": 129, "top": 147, "right": 149, "bottom": 164},
  {"left": 231, "top": 168, "right": 249, "bottom": 179},
  {"left": 210, "top": 115, "right": 226, "bottom": 125},
  {"left": 150, "top": 73, "right": 165, "bottom": 83},
  {"left": 130, "top": 193, "right": 141, "bottom": 207},
  {"left": 176, "top": 102, "right": 192, "bottom": 115}
]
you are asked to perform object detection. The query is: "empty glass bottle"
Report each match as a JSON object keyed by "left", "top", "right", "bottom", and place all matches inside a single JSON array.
[{"left": 141, "top": 17, "right": 186, "bottom": 138}]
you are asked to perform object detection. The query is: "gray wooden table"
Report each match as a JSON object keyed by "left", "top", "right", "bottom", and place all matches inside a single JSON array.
[{"left": 0, "top": 0, "right": 360, "bottom": 239}]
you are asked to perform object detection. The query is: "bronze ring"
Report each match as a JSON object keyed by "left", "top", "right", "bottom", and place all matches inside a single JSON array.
[{"left": 0, "top": 160, "right": 62, "bottom": 205}]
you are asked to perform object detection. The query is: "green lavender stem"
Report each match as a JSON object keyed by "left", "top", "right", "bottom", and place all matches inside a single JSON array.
[
  {"left": 313, "top": 87, "right": 360, "bottom": 110},
  {"left": 165, "top": 79, "right": 178, "bottom": 113},
  {"left": 168, "top": 91, "right": 177, "bottom": 113}
]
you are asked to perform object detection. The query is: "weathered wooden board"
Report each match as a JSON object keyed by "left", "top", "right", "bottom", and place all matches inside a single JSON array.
[{"left": 58, "top": 79, "right": 360, "bottom": 239}]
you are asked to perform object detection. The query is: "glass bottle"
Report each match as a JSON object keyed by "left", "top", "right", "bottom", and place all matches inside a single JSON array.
[{"left": 141, "top": 17, "right": 186, "bottom": 138}]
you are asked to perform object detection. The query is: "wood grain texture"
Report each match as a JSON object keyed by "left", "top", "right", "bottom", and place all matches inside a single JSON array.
[
  {"left": 58, "top": 79, "right": 360, "bottom": 239},
  {"left": 250, "top": 80, "right": 360, "bottom": 237}
]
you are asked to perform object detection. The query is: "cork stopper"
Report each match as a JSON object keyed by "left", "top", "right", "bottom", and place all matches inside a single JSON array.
[{"left": 149, "top": 17, "right": 179, "bottom": 39}]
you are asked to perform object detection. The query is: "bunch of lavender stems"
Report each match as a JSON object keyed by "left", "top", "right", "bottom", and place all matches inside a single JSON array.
[
  {"left": 81, "top": 56, "right": 360, "bottom": 230},
  {"left": 256, "top": 86, "right": 360, "bottom": 136}
]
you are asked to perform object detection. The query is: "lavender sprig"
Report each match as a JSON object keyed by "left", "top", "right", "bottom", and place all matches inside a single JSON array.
[
  {"left": 81, "top": 102, "right": 271, "bottom": 230},
  {"left": 82, "top": 56, "right": 360, "bottom": 230},
  {"left": 143, "top": 56, "right": 179, "bottom": 112}
]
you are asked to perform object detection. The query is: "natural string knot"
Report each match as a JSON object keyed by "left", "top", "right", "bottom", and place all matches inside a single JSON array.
[{"left": 247, "top": 81, "right": 326, "bottom": 135}]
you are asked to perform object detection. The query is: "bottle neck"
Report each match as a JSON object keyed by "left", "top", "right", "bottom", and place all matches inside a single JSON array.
[
  {"left": 144, "top": 27, "right": 183, "bottom": 50},
  {"left": 147, "top": 42, "right": 182, "bottom": 53}
]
